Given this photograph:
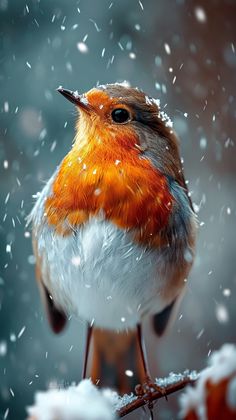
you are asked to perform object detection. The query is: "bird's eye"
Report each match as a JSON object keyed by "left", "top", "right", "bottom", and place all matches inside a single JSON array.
[{"left": 111, "top": 108, "right": 130, "bottom": 124}]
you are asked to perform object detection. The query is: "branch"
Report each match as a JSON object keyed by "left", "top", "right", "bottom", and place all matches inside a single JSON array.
[
  {"left": 117, "top": 372, "right": 198, "bottom": 417},
  {"left": 27, "top": 372, "right": 198, "bottom": 420}
]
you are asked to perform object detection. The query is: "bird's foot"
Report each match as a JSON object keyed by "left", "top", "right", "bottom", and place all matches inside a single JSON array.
[
  {"left": 135, "top": 376, "right": 167, "bottom": 400},
  {"left": 135, "top": 377, "right": 167, "bottom": 419}
]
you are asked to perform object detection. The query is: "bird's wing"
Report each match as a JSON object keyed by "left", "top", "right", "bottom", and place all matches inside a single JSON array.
[
  {"left": 28, "top": 171, "right": 67, "bottom": 334},
  {"left": 35, "top": 249, "right": 67, "bottom": 334},
  {"left": 152, "top": 299, "right": 176, "bottom": 336},
  {"left": 151, "top": 177, "right": 196, "bottom": 336},
  {"left": 39, "top": 282, "right": 67, "bottom": 334}
]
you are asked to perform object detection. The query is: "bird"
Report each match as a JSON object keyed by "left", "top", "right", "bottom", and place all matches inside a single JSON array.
[{"left": 28, "top": 82, "right": 196, "bottom": 394}]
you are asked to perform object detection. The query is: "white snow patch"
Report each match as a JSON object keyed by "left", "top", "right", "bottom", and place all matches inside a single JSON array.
[
  {"left": 99, "top": 81, "right": 131, "bottom": 91},
  {"left": 158, "top": 110, "right": 173, "bottom": 128},
  {"left": 144, "top": 95, "right": 161, "bottom": 111},
  {"left": 72, "top": 90, "right": 80, "bottom": 99},
  {"left": 114, "top": 81, "right": 130, "bottom": 88},
  {"left": 151, "top": 97, "right": 161, "bottom": 108},
  {"left": 27, "top": 379, "right": 118, "bottom": 420},
  {"left": 179, "top": 344, "right": 236, "bottom": 419},
  {"left": 79, "top": 95, "right": 89, "bottom": 105},
  {"left": 145, "top": 96, "right": 153, "bottom": 106},
  {"left": 156, "top": 370, "right": 198, "bottom": 388}
]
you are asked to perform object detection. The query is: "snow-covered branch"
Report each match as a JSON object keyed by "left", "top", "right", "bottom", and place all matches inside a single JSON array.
[
  {"left": 27, "top": 379, "right": 118, "bottom": 420},
  {"left": 27, "top": 344, "right": 236, "bottom": 420},
  {"left": 118, "top": 371, "right": 198, "bottom": 417},
  {"left": 26, "top": 373, "right": 198, "bottom": 420}
]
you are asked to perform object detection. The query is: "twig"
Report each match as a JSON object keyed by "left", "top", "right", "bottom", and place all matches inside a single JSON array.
[{"left": 118, "top": 375, "right": 197, "bottom": 417}]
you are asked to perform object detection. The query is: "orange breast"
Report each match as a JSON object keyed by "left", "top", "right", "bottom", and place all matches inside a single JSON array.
[{"left": 45, "top": 143, "right": 173, "bottom": 244}]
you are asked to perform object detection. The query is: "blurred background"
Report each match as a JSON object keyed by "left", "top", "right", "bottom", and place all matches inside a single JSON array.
[{"left": 0, "top": 0, "right": 236, "bottom": 418}]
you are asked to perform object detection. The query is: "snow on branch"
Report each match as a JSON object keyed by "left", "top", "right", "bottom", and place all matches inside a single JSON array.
[
  {"left": 27, "top": 379, "right": 118, "bottom": 420},
  {"left": 26, "top": 344, "right": 236, "bottom": 420},
  {"left": 118, "top": 371, "right": 198, "bottom": 417},
  {"left": 26, "top": 372, "right": 197, "bottom": 420}
]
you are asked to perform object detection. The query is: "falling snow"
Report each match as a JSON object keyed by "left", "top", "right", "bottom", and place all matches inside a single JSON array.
[
  {"left": 125, "top": 370, "right": 134, "bottom": 377},
  {"left": 17, "top": 326, "right": 26, "bottom": 339},
  {"left": 164, "top": 43, "right": 171, "bottom": 55},
  {"left": 77, "top": 42, "right": 89, "bottom": 53},
  {"left": 138, "top": 1, "right": 144, "bottom": 11},
  {"left": 129, "top": 52, "right": 136, "bottom": 59},
  {"left": 1, "top": 1, "right": 235, "bottom": 418},
  {"left": 200, "top": 137, "right": 207, "bottom": 149},
  {"left": 194, "top": 7, "right": 207, "bottom": 23},
  {"left": 4, "top": 101, "right": 9, "bottom": 112},
  {"left": 223, "top": 288, "right": 231, "bottom": 297},
  {"left": 215, "top": 304, "right": 229, "bottom": 324},
  {"left": 0, "top": 341, "right": 7, "bottom": 357}
]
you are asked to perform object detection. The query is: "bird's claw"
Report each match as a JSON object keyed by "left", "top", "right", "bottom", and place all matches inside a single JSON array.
[{"left": 135, "top": 377, "right": 167, "bottom": 400}]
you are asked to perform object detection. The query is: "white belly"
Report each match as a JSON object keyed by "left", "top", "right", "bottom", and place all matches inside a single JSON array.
[{"left": 37, "top": 218, "right": 173, "bottom": 330}]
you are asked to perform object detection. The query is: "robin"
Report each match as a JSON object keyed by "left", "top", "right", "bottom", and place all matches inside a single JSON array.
[{"left": 28, "top": 83, "right": 196, "bottom": 394}]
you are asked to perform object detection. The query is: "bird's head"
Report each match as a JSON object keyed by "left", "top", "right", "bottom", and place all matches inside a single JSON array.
[
  {"left": 58, "top": 84, "right": 173, "bottom": 147},
  {"left": 57, "top": 83, "right": 182, "bottom": 181}
]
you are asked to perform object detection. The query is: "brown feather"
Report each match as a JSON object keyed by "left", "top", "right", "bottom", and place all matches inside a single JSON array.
[{"left": 33, "top": 236, "right": 67, "bottom": 334}]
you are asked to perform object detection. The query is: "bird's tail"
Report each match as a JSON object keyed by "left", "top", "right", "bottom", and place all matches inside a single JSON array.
[{"left": 88, "top": 328, "right": 146, "bottom": 394}]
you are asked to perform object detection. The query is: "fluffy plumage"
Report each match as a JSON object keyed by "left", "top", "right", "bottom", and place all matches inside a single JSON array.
[{"left": 29, "top": 83, "right": 196, "bottom": 332}]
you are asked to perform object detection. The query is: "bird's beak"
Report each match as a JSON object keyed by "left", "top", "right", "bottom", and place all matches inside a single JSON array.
[{"left": 57, "top": 86, "right": 91, "bottom": 113}]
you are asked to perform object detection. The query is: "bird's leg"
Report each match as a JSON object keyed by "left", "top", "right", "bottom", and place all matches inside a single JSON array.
[
  {"left": 82, "top": 323, "right": 93, "bottom": 380},
  {"left": 135, "top": 323, "right": 166, "bottom": 398},
  {"left": 137, "top": 323, "right": 150, "bottom": 381}
]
